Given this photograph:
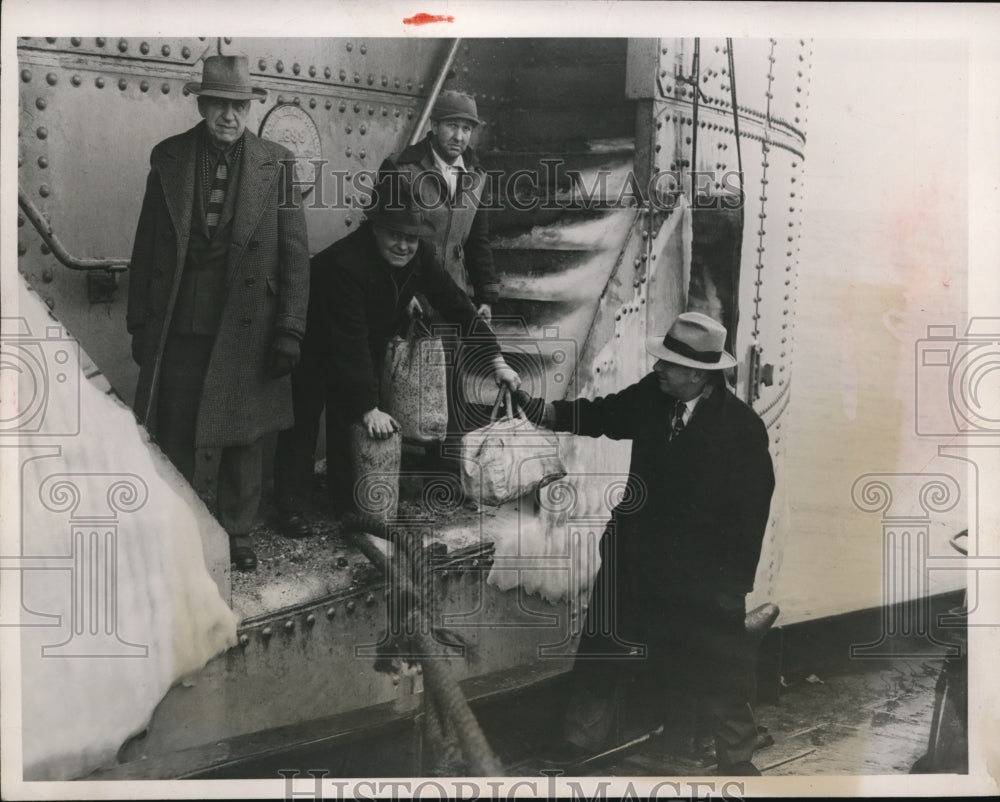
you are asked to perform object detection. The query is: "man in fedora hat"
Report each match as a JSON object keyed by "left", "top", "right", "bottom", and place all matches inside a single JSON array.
[
  {"left": 272, "top": 178, "right": 519, "bottom": 535},
  {"left": 516, "top": 311, "right": 775, "bottom": 774},
  {"left": 127, "top": 55, "right": 310, "bottom": 571}
]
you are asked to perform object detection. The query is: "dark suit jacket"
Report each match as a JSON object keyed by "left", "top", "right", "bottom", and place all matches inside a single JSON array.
[
  {"left": 551, "top": 372, "right": 775, "bottom": 595},
  {"left": 126, "top": 124, "right": 310, "bottom": 448},
  {"left": 301, "top": 222, "right": 500, "bottom": 419}
]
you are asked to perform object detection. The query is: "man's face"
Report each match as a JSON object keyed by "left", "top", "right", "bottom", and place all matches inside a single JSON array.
[
  {"left": 430, "top": 118, "right": 475, "bottom": 163},
  {"left": 653, "top": 359, "right": 708, "bottom": 400},
  {"left": 198, "top": 97, "right": 250, "bottom": 147},
  {"left": 373, "top": 225, "right": 420, "bottom": 268}
]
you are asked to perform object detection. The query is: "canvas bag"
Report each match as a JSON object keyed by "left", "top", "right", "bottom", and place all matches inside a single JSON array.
[
  {"left": 380, "top": 316, "right": 448, "bottom": 442},
  {"left": 459, "top": 389, "right": 567, "bottom": 507}
]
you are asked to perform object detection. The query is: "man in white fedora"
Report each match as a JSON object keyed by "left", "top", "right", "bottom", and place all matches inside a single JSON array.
[
  {"left": 127, "top": 55, "right": 310, "bottom": 571},
  {"left": 516, "top": 311, "right": 775, "bottom": 775}
]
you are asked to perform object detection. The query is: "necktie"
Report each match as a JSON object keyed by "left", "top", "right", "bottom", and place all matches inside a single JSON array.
[
  {"left": 205, "top": 154, "right": 229, "bottom": 237},
  {"left": 670, "top": 398, "right": 687, "bottom": 441}
]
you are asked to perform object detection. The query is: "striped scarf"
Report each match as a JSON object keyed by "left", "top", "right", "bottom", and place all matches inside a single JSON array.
[{"left": 201, "top": 136, "right": 243, "bottom": 237}]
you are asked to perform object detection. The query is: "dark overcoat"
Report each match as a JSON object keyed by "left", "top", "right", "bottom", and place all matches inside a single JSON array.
[
  {"left": 300, "top": 222, "right": 500, "bottom": 421},
  {"left": 551, "top": 372, "right": 775, "bottom": 615},
  {"left": 379, "top": 136, "right": 499, "bottom": 306},
  {"left": 126, "top": 124, "right": 309, "bottom": 448}
]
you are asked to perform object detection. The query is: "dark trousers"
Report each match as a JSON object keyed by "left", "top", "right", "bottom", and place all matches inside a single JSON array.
[
  {"left": 157, "top": 334, "right": 263, "bottom": 536},
  {"left": 564, "top": 533, "right": 758, "bottom": 765},
  {"left": 273, "top": 359, "right": 353, "bottom": 514}
]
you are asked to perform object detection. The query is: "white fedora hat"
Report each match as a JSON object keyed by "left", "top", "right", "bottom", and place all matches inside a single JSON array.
[{"left": 645, "top": 312, "right": 737, "bottom": 370}]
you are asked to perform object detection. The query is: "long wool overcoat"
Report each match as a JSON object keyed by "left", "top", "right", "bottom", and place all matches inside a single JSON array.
[{"left": 126, "top": 124, "right": 309, "bottom": 448}]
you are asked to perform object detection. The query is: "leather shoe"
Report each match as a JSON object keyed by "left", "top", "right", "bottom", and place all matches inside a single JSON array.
[
  {"left": 716, "top": 760, "right": 761, "bottom": 776},
  {"left": 277, "top": 511, "right": 312, "bottom": 539},
  {"left": 230, "top": 543, "right": 258, "bottom": 572}
]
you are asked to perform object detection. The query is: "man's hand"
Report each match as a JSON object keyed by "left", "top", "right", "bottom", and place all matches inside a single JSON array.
[
  {"left": 512, "top": 389, "right": 550, "bottom": 426},
  {"left": 268, "top": 332, "right": 301, "bottom": 378},
  {"left": 493, "top": 361, "right": 521, "bottom": 394},
  {"left": 476, "top": 303, "right": 492, "bottom": 324},
  {"left": 130, "top": 328, "right": 145, "bottom": 366},
  {"left": 362, "top": 407, "right": 400, "bottom": 440}
]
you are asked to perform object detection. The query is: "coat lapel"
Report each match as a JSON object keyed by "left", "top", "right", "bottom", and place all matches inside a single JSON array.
[
  {"left": 153, "top": 125, "right": 198, "bottom": 263},
  {"left": 225, "top": 131, "right": 278, "bottom": 284}
]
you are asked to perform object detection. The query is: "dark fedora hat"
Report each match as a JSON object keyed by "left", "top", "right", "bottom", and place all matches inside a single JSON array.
[
  {"left": 365, "top": 176, "right": 436, "bottom": 237},
  {"left": 430, "top": 90, "right": 482, "bottom": 126},
  {"left": 184, "top": 55, "right": 268, "bottom": 101}
]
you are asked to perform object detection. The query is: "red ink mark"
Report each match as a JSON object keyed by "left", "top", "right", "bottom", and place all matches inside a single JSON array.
[{"left": 403, "top": 13, "right": 455, "bottom": 25}]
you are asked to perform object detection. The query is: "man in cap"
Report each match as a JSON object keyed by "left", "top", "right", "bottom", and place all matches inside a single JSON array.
[
  {"left": 379, "top": 89, "right": 499, "bottom": 319},
  {"left": 516, "top": 311, "right": 775, "bottom": 775},
  {"left": 272, "top": 180, "right": 519, "bottom": 535},
  {"left": 127, "top": 55, "right": 310, "bottom": 571}
]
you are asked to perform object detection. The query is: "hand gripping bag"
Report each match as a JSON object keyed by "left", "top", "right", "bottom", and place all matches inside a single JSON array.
[
  {"left": 380, "top": 316, "right": 448, "bottom": 442},
  {"left": 459, "top": 389, "right": 566, "bottom": 507}
]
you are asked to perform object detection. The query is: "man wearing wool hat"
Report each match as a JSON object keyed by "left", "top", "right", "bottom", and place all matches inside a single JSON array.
[
  {"left": 516, "top": 311, "right": 776, "bottom": 775},
  {"left": 127, "top": 55, "right": 310, "bottom": 572}
]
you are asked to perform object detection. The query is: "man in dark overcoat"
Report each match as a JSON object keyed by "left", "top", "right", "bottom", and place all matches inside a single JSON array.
[
  {"left": 126, "top": 55, "right": 310, "bottom": 571},
  {"left": 517, "top": 311, "right": 775, "bottom": 775},
  {"left": 272, "top": 181, "right": 519, "bottom": 536}
]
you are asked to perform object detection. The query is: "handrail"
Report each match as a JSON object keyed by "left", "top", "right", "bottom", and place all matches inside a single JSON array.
[
  {"left": 408, "top": 38, "right": 463, "bottom": 146},
  {"left": 18, "top": 188, "right": 130, "bottom": 272}
]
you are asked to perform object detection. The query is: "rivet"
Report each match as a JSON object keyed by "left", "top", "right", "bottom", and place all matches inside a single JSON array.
[
  {"left": 40, "top": 243, "right": 51, "bottom": 255},
  {"left": 181, "top": 46, "right": 191, "bottom": 59},
  {"left": 309, "top": 65, "right": 317, "bottom": 77},
  {"left": 71, "top": 37, "right": 82, "bottom": 46},
  {"left": 258, "top": 58, "right": 267, "bottom": 70},
  {"left": 36, "top": 126, "right": 48, "bottom": 140},
  {"left": 381, "top": 75, "right": 388, "bottom": 87},
  {"left": 140, "top": 41, "right": 149, "bottom": 55},
  {"left": 35, "top": 98, "right": 47, "bottom": 110},
  {"left": 346, "top": 601, "right": 355, "bottom": 613},
  {"left": 293, "top": 63, "right": 301, "bottom": 75},
  {"left": 359, "top": 123, "right": 367, "bottom": 134},
  {"left": 276, "top": 60, "right": 284, "bottom": 73},
  {"left": 306, "top": 613, "right": 316, "bottom": 626},
  {"left": 161, "top": 83, "right": 170, "bottom": 94},
  {"left": 339, "top": 101, "right": 346, "bottom": 112},
  {"left": 325, "top": 67, "right": 332, "bottom": 79},
  {"left": 367, "top": 105, "right": 374, "bottom": 116},
  {"left": 277, "top": 94, "right": 285, "bottom": 104},
  {"left": 353, "top": 102, "right": 361, "bottom": 113},
  {"left": 354, "top": 72, "right": 361, "bottom": 83},
  {"left": 339, "top": 69, "right": 347, "bottom": 81},
  {"left": 46, "top": 37, "right": 57, "bottom": 43},
  {"left": 345, "top": 147, "right": 352, "bottom": 157},
  {"left": 284, "top": 619, "right": 295, "bottom": 632},
  {"left": 326, "top": 606, "right": 336, "bottom": 619},
  {"left": 96, "top": 38, "right": 106, "bottom": 47},
  {"left": 18, "top": 215, "right": 25, "bottom": 228},
  {"left": 38, "top": 156, "right": 48, "bottom": 168},
  {"left": 162, "top": 44, "right": 171, "bottom": 57},
  {"left": 309, "top": 98, "right": 316, "bottom": 108},
  {"left": 360, "top": 148, "right": 367, "bottom": 158},
  {"left": 325, "top": 99, "right": 332, "bottom": 110},
  {"left": 71, "top": 74, "right": 82, "bottom": 86},
  {"left": 394, "top": 109, "right": 400, "bottom": 117},
  {"left": 140, "top": 80, "right": 149, "bottom": 92},
  {"left": 118, "top": 78, "right": 127, "bottom": 90},
  {"left": 118, "top": 38, "right": 128, "bottom": 53},
  {"left": 239, "top": 633, "right": 250, "bottom": 647},
  {"left": 360, "top": 44, "right": 367, "bottom": 55},
  {"left": 261, "top": 626, "right": 273, "bottom": 639},
  {"left": 346, "top": 41, "right": 353, "bottom": 52},
  {"left": 224, "top": 37, "right": 232, "bottom": 44},
  {"left": 18, "top": 243, "right": 28, "bottom": 256},
  {"left": 46, "top": 72, "right": 58, "bottom": 86},
  {"left": 293, "top": 96, "right": 300, "bottom": 105},
  {"left": 395, "top": 77, "right": 401, "bottom": 88},
  {"left": 345, "top": 217, "right": 352, "bottom": 227},
  {"left": 21, "top": 69, "right": 32, "bottom": 83},
  {"left": 366, "top": 593, "right": 375, "bottom": 606}
]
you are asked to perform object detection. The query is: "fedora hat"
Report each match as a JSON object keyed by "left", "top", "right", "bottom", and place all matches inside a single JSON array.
[
  {"left": 365, "top": 176, "right": 436, "bottom": 238},
  {"left": 184, "top": 55, "right": 268, "bottom": 101},
  {"left": 430, "top": 90, "right": 482, "bottom": 126},
  {"left": 645, "top": 312, "right": 737, "bottom": 370}
]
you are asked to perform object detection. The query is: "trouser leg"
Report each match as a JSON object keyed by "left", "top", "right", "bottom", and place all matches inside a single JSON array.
[
  {"left": 156, "top": 334, "right": 213, "bottom": 482},
  {"left": 217, "top": 439, "right": 263, "bottom": 536},
  {"left": 274, "top": 364, "right": 328, "bottom": 514},
  {"left": 325, "top": 389, "right": 355, "bottom": 514}
]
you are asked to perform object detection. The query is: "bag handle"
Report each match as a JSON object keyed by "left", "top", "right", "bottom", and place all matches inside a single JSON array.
[
  {"left": 407, "top": 314, "right": 433, "bottom": 340},
  {"left": 490, "top": 387, "right": 528, "bottom": 423}
]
